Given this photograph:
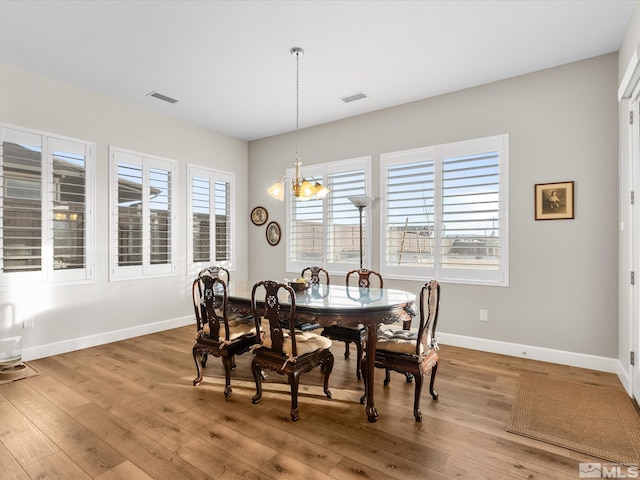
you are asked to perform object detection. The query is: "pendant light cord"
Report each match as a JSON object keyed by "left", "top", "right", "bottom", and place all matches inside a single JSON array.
[{"left": 295, "top": 48, "right": 300, "bottom": 161}]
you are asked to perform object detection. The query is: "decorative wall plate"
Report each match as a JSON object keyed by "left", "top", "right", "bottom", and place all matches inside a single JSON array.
[
  {"left": 251, "top": 206, "right": 268, "bottom": 226},
  {"left": 266, "top": 221, "right": 281, "bottom": 246}
]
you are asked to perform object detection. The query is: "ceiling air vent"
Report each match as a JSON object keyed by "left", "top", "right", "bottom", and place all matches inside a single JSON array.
[
  {"left": 147, "top": 91, "right": 178, "bottom": 104},
  {"left": 341, "top": 92, "right": 367, "bottom": 103}
]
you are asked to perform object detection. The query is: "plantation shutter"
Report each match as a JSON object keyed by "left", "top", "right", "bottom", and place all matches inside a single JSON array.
[
  {"left": 381, "top": 135, "right": 508, "bottom": 285},
  {"left": 384, "top": 155, "right": 435, "bottom": 273},
  {"left": 191, "top": 175, "right": 210, "bottom": 263},
  {"left": 214, "top": 179, "right": 231, "bottom": 263},
  {"left": 327, "top": 169, "right": 366, "bottom": 267},
  {"left": 1, "top": 130, "right": 43, "bottom": 274},
  {"left": 149, "top": 164, "right": 172, "bottom": 266},
  {"left": 1, "top": 126, "right": 93, "bottom": 285},
  {"left": 440, "top": 150, "right": 500, "bottom": 272},
  {"left": 116, "top": 156, "right": 143, "bottom": 268},
  {"left": 50, "top": 138, "right": 88, "bottom": 272},
  {"left": 111, "top": 148, "right": 176, "bottom": 280},
  {"left": 286, "top": 157, "right": 371, "bottom": 274},
  {"left": 188, "top": 165, "right": 234, "bottom": 273}
]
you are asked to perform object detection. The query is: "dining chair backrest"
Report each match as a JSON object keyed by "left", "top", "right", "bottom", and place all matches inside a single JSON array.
[
  {"left": 199, "top": 266, "right": 230, "bottom": 284},
  {"left": 418, "top": 279, "right": 441, "bottom": 356},
  {"left": 192, "top": 276, "right": 206, "bottom": 331},
  {"left": 193, "top": 267, "right": 229, "bottom": 331},
  {"left": 199, "top": 274, "right": 230, "bottom": 341},
  {"left": 251, "top": 280, "right": 298, "bottom": 357},
  {"left": 346, "top": 268, "right": 383, "bottom": 289},
  {"left": 301, "top": 266, "right": 330, "bottom": 285}
]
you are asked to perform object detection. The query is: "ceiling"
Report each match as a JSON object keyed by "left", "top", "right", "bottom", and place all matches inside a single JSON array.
[{"left": 0, "top": 0, "right": 635, "bottom": 141}]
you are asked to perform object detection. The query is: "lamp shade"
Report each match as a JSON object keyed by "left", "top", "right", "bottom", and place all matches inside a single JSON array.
[
  {"left": 267, "top": 181, "right": 285, "bottom": 201},
  {"left": 348, "top": 196, "right": 374, "bottom": 208}
]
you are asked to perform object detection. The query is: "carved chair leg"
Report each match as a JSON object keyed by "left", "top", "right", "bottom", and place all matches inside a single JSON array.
[
  {"left": 192, "top": 346, "right": 204, "bottom": 386},
  {"left": 429, "top": 362, "right": 439, "bottom": 400},
  {"left": 222, "top": 355, "right": 234, "bottom": 398},
  {"left": 359, "top": 356, "right": 368, "bottom": 405},
  {"left": 201, "top": 352, "right": 208, "bottom": 368},
  {"left": 413, "top": 373, "right": 423, "bottom": 422},
  {"left": 383, "top": 368, "right": 391, "bottom": 386},
  {"left": 355, "top": 341, "right": 364, "bottom": 380},
  {"left": 251, "top": 360, "right": 263, "bottom": 404},
  {"left": 344, "top": 341, "right": 350, "bottom": 359},
  {"left": 323, "top": 355, "right": 334, "bottom": 399},
  {"left": 230, "top": 354, "right": 237, "bottom": 371},
  {"left": 289, "top": 372, "right": 300, "bottom": 421}
]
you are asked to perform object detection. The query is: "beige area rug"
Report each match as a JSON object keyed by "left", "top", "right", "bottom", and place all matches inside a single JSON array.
[
  {"left": 0, "top": 362, "right": 40, "bottom": 385},
  {"left": 507, "top": 373, "right": 640, "bottom": 464}
]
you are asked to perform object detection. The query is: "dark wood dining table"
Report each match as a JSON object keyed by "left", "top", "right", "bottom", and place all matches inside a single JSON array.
[{"left": 224, "top": 280, "right": 416, "bottom": 422}]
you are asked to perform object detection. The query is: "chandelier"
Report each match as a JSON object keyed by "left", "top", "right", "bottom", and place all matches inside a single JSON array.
[{"left": 268, "top": 47, "right": 330, "bottom": 202}]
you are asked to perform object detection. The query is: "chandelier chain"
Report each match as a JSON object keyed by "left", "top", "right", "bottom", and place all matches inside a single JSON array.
[
  {"left": 267, "top": 46, "right": 330, "bottom": 201},
  {"left": 295, "top": 48, "right": 300, "bottom": 159}
]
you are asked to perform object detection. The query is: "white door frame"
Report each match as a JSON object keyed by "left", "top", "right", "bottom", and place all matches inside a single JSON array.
[{"left": 620, "top": 44, "right": 640, "bottom": 407}]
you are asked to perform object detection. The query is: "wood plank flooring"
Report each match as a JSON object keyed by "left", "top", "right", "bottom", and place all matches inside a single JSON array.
[{"left": 0, "top": 325, "right": 630, "bottom": 480}]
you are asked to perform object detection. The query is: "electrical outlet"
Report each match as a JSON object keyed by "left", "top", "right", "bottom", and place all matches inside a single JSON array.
[
  {"left": 479, "top": 309, "right": 488, "bottom": 322},
  {"left": 23, "top": 316, "right": 34, "bottom": 328}
]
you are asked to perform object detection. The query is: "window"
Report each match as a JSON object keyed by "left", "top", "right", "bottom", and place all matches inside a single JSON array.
[
  {"left": 187, "top": 165, "right": 235, "bottom": 275},
  {"left": 0, "top": 125, "right": 94, "bottom": 286},
  {"left": 381, "top": 134, "right": 509, "bottom": 286},
  {"left": 109, "top": 147, "right": 176, "bottom": 280},
  {"left": 286, "top": 157, "right": 371, "bottom": 274}
]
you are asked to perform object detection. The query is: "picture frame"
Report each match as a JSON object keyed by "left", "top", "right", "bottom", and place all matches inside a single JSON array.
[
  {"left": 251, "top": 206, "right": 268, "bottom": 226},
  {"left": 535, "top": 181, "right": 574, "bottom": 220},
  {"left": 266, "top": 221, "right": 281, "bottom": 246}
]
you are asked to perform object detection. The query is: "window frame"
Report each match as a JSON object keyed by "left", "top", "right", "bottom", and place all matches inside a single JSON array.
[
  {"left": 0, "top": 124, "right": 95, "bottom": 287},
  {"left": 380, "top": 134, "right": 509, "bottom": 286},
  {"left": 109, "top": 146, "right": 177, "bottom": 281},
  {"left": 285, "top": 156, "right": 372, "bottom": 276},
  {"left": 186, "top": 163, "right": 236, "bottom": 276}
]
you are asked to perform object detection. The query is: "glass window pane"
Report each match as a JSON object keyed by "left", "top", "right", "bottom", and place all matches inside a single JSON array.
[
  {"left": 117, "top": 162, "right": 143, "bottom": 266},
  {"left": 2, "top": 141, "right": 43, "bottom": 272},
  {"left": 52, "top": 148, "right": 86, "bottom": 270}
]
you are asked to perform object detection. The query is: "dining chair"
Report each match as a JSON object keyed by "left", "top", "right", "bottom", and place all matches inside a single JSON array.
[
  {"left": 321, "top": 268, "right": 383, "bottom": 380},
  {"left": 301, "top": 266, "right": 330, "bottom": 285},
  {"left": 250, "top": 280, "right": 334, "bottom": 421},
  {"left": 322, "top": 268, "right": 383, "bottom": 380},
  {"left": 360, "top": 280, "right": 441, "bottom": 421},
  {"left": 192, "top": 273, "right": 257, "bottom": 398}
]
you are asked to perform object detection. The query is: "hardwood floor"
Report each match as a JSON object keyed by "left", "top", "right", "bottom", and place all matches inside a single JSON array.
[{"left": 0, "top": 325, "right": 628, "bottom": 480}]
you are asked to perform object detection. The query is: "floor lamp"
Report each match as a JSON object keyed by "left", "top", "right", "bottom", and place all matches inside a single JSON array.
[{"left": 348, "top": 196, "right": 374, "bottom": 269}]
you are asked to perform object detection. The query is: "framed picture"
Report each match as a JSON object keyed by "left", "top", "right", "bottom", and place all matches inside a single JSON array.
[
  {"left": 251, "top": 206, "right": 268, "bottom": 226},
  {"left": 266, "top": 221, "right": 281, "bottom": 246},
  {"left": 535, "top": 181, "right": 574, "bottom": 220}
]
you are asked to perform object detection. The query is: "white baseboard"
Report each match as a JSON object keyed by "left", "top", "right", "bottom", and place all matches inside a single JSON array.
[
  {"left": 20, "top": 321, "right": 632, "bottom": 396},
  {"left": 21, "top": 315, "right": 193, "bottom": 362},
  {"left": 439, "top": 332, "right": 631, "bottom": 394}
]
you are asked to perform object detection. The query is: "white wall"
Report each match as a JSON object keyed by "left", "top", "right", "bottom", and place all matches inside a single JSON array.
[
  {"left": 248, "top": 53, "right": 620, "bottom": 366},
  {"left": 0, "top": 62, "right": 249, "bottom": 359}
]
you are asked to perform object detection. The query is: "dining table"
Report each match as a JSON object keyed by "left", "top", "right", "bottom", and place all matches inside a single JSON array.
[{"left": 224, "top": 280, "right": 417, "bottom": 422}]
